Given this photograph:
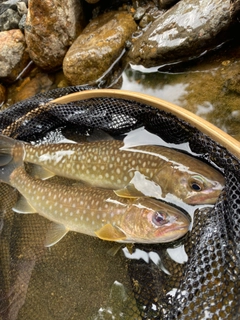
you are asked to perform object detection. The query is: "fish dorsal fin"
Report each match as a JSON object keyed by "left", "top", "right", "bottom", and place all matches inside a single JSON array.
[
  {"left": 12, "top": 195, "right": 37, "bottom": 213},
  {"left": 95, "top": 223, "right": 126, "bottom": 241},
  {"left": 30, "top": 164, "right": 55, "bottom": 180},
  {"left": 114, "top": 184, "right": 143, "bottom": 198},
  {"left": 45, "top": 223, "right": 69, "bottom": 247}
]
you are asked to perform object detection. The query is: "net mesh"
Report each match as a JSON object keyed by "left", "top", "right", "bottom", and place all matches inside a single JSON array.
[{"left": 0, "top": 86, "right": 239, "bottom": 319}]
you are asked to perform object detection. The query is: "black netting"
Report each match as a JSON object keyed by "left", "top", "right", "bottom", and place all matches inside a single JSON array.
[{"left": 0, "top": 86, "right": 239, "bottom": 319}]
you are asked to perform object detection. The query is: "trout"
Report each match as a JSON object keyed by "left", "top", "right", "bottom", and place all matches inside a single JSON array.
[
  {"left": 0, "top": 151, "right": 190, "bottom": 246},
  {"left": 0, "top": 134, "right": 224, "bottom": 205}
]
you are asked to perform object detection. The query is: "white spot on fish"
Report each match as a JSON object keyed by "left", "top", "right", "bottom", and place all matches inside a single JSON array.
[{"left": 38, "top": 150, "right": 75, "bottom": 164}]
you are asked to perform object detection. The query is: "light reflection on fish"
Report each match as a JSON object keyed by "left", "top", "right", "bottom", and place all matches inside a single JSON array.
[
  {"left": 0, "top": 133, "right": 224, "bottom": 205},
  {"left": 0, "top": 157, "right": 190, "bottom": 245}
]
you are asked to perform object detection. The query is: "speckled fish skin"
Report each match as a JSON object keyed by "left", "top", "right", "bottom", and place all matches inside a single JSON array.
[
  {"left": 8, "top": 166, "right": 190, "bottom": 245},
  {"left": 0, "top": 134, "right": 225, "bottom": 205}
]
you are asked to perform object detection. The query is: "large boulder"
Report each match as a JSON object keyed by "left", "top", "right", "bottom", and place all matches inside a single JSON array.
[
  {"left": 63, "top": 11, "right": 137, "bottom": 85},
  {"left": 129, "top": 0, "right": 240, "bottom": 67}
]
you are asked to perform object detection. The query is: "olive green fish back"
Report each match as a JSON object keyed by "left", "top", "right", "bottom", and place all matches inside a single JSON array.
[{"left": 0, "top": 86, "right": 239, "bottom": 319}]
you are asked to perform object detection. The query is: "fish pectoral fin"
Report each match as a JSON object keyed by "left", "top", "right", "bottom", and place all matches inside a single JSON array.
[
  {"left": 114, "top": 184, "right": 144, "bottom": 198},
  {"left": 95, "top": 224, "right": 126, "bottom": 241},
  {"left": 12, "top": 195, "right": 37, "bottom": 214},
  {"left": 30, "top": 164, "right": 55, "bottom": 180},
  {"left": 45, "top": 223, "right": 69, "bottom": 247}
]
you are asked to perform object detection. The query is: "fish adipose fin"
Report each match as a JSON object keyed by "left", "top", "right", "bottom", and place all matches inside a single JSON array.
[
  {"left": 45, "top": 222, "right": 69, "bottom": 247},
  {"left": 30, "top": 164, "right": 55, "bottom": 180},
  {"left": 12, "top": 195, "right": 37, "bottom": 213},
  {"left": 95, "top": 223, "right": 126, "bottom": 241}
]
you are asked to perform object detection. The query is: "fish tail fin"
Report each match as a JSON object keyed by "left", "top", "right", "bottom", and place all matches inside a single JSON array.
[{"left": 0, "top": 134, "right": 25, "bottom": 184}]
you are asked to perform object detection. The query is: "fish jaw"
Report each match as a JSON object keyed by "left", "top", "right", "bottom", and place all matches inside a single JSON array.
[
  {"left": 153, "top": 221, "right": 189, "bottom": 242},
  {"left": 119, "top": 198, "right": 190, "bottom": 243}
]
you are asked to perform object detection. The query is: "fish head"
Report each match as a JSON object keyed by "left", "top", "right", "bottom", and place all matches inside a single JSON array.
[
  {"left": 120, "top": 198, "right": 190, "bottom": 243},
  {"left": 171, "top": 168, "right": 225, "bottom": 205},
  {"left": 153, "top": 159, "right": 225, "bottom": 205}
]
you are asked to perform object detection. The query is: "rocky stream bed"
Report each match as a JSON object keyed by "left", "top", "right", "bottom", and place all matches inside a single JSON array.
[{"left": 0, "top": 0, "right": 240, "bottom": 121}]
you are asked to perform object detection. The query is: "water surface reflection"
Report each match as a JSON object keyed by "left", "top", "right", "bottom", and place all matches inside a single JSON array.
[{"left": 121, "top": 40, "right": 240, "bottom": 140}]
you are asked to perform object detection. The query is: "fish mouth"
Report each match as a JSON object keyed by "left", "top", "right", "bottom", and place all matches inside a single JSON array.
[
  {"left": 186, "top": 189, "right": 221, "bottom": 205},
  {"left": 155, "top": 223, "right": 189, "bottom": 242}
]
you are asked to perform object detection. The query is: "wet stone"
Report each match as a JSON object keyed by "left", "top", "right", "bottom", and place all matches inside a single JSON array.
[
  {"left": 128, "top": 0, "right": 240, "bottom": 67},
  {"left": 25, "top": 0, "right": 85, "bottom": 71},
  {"left": 63, "top": 11, "right": 137, "bottom": 85},
  {"left": 0, "top": 29, "right": 30, "bottom": 82}
]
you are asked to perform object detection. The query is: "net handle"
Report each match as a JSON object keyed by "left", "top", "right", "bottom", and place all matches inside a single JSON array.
[{"left": 51, "top": 89, "right": 240, "bottom": 159}]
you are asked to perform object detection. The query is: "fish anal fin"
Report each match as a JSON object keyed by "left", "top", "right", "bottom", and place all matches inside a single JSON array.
[
  {"left": 30, "top": 164, "right": 55, "bottom": 180},
  {"left": 12, "top": 195, "right": 37, "bottom": 214},
  {"left": 95, "top": 223, "right": 126, "bottom": 241},
  {"left": 45, "top": 223, "right": 69, "bottom": 247},
  {"left": 114, "top": 184, "right": 144, "bottom": 198}
]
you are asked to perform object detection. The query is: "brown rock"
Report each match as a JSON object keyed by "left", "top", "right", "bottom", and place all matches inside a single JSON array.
[
  {"left": 25, "top": 0, "right": 86, "bottom": 71},
  {"left": 0, "top": 84, "right": 6, "bottom": 105},
  {"left": 63, "top": 11, "right": 137, "bottom": 85},
  {"left": 14, "top": 73, "right": 54, "bottom": 102},
  {"left": 0, "top": 29, "right": 30, "bottom": 82}
]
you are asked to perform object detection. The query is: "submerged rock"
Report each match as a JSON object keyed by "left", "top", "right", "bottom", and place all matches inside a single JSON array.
[
  {"left": 63, "top": 11, "right": 137, "bottom": 85},
  {"left": 0, "top": 29, "right": 30, "bottom": 82},
  {"left": 129, "top": 0, "right": 240, "bottom": 67},
  {"left": 25, "top": 0, "right": 86, "bottom": 71}
]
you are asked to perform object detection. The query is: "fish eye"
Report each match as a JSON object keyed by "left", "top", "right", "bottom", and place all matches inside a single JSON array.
[
  {"left": 190, "top": 175, "right": 206, "bottom": 192},
  {"left": 191, "top": 182, "right": 202, "bottom": 191},
  {"left": 152, "top": 211, "right": 168, "bottom": 226}
]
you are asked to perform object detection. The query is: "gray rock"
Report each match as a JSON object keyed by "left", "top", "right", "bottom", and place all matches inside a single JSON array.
[
  {"left": 0, "top": 29, "right": 30, "bottom": 82},
  {"left": 17, "top": 1, "right": 27, "bottom": 15},
  {"left": 18, "top": 13, "right": 26, "bottom": 30},
  {"left": 0, "top": 8, "right": 21, "bottom": 31},
  {"left": 129, "top": 0, "right": 240, "bottom": 67}
]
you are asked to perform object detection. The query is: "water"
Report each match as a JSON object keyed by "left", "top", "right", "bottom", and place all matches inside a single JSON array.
[
  {"left": 1, "top": 37, "right": 239, "bottom": 320},
  {"left": 121, "top": 39, "right": 240, "bottom": 141}
]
